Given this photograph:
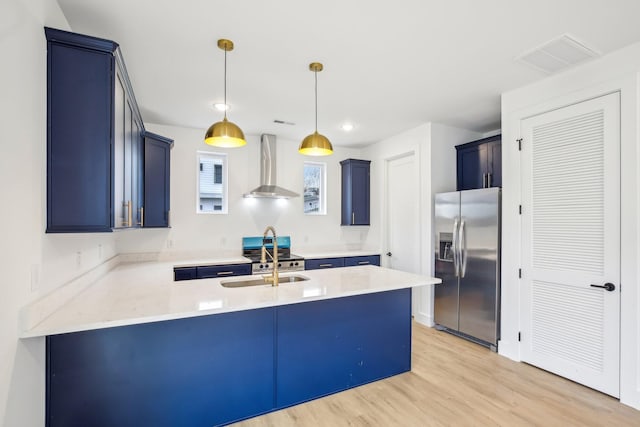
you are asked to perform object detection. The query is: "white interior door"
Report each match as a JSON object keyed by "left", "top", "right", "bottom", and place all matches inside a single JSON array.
[
  {"left": 386, "top": 153, "right": 420, "bottom": 311},
  {"left": 386, "top": 153, "right": 419, "bottom": 273},
  {"left": 520, "top": 92, "right": 620, "bottom": 397}
]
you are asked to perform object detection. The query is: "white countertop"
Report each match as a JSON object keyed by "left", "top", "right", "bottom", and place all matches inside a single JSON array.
[{"left": 21, "top": 262, "right": 440, "bottom": 338}]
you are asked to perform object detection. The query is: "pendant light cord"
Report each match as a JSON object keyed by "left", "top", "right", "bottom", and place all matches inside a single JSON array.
[
  {"left": 314, "top": 69, "right": 318, "bottom": 132},
  {"left": 223, "top": 48, "right": 228, "bottom": 119}
]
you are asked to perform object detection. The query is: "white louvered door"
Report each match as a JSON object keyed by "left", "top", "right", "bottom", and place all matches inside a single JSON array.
[{"left": 520, "top": 93, "right": 620, "bottom": 397}]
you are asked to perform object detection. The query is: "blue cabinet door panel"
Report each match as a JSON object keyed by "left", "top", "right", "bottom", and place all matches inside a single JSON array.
[
  {"left": 340, "top": 159, "right": 371, "bottom": 226},
  {"left": 47, "top": 309, "right": 275, "bottom": 427},
  {"left": 489, "top": 140, "right": 502, "bottom": 187},
  {"left": 143, "top": 133, "right": 172, "bottom": 227},
  {"left": 174, "top": 267, "right": 197, "bottom": 281},
  {"left": 47, "top": 43, "right": 113, "bottom": 232},
  {"left": 344, "top": 255, "right": 381, "bottom": 267},
  {"left": 275, "top": 288, "right": 411, "bottom": 408},
  {"left": 456, "top": 145, "right": 484, "bottom": 191},
  {"left": 196, "top": 263, "right": 251, "bottom": 278}
]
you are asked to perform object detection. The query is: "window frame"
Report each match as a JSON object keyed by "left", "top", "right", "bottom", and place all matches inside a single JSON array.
[
  {"left": 303, "top": 161, "right": 327, "bottom": 215},
  {"left": 196, "top": 151, "right": 228, "bottom": 214}
]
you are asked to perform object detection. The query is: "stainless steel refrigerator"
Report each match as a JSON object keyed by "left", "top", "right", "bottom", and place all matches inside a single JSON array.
[{"left": 434, "top": 187, "right": 500, "bottom": 350}]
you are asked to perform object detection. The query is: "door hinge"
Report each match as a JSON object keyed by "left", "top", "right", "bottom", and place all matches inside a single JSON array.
[
  {"left": 519, "top": 205, "right": 522, "bottom": 215},
  {"left": 517, "top": 138, "right": 523, "bottom": 151},
  {"left": 518, "top": 332, "right": 521, "bottom": 342},
  {"left": 518, "top": 268, "right": 522, "bottom": 278}
]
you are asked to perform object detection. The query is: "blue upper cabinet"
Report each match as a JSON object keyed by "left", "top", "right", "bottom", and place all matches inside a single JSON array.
[
  {"left": 340, "top": 159, "right": 371, "bottom": 226},
  {"left": 46, "top": 28, "right": 117, "bottom": 232},
  {"left": 456, "top": 135, "right": 501, "bottom": 191},
  {"left": 143, "top": 132, "right": 173, "bottom": 228},
  {"left": 45, "top": 27, "right": 170, "bottom": 232}
]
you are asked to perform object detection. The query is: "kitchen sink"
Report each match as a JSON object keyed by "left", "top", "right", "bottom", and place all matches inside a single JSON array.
[{"left": 220, "top": 274, "right": 310, "bottom": 288}]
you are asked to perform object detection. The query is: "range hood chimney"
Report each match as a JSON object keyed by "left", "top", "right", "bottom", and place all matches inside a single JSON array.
[{"left": 243, "top": 134, "right": 299, "bottom": 198}]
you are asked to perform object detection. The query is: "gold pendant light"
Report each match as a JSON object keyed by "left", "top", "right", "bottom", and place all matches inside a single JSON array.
[
  {"left": 299, "top": 62, "right": 333, "bottom": 156},
  {"left": 205, "top": 39, "right": 246, "bottom": 147}
]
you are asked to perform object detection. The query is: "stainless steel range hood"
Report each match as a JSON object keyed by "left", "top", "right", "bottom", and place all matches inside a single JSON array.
[{"left": 243, "top": 134, "right": 299, "bottom": 198}]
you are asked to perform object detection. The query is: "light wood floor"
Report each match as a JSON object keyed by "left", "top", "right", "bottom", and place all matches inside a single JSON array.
[{"left": 232, "top": 321, "right": 640, "bottom": 426}]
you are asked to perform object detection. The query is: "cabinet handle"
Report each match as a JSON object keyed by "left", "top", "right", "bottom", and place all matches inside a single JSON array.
[
  {"left": 487, "top": 173, "right": 492, "bottom": 187},
  {"left": 482, "top": 173, "right": 487, "bottom": 188},
  {"left": 216, "top": 271, "right": 234, "bottom": 276},
  {"left": 352, "top": 212, "right": 355, "bottom": 225},
  {"left": 138, "top": 207, "right": 144, "bottom": 227},
  {"left": 122, "top": 200, "right": 132, "bottom": 227},
  {"left": 358, "top": 261, "right": 370, "bottom": 265},
  {"left": 319, "top": 263, "right": 333, "bottom": 268}
]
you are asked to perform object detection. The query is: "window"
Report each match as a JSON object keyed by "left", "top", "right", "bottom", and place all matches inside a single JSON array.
[
  {"left": 304, "top": 162, "right": 326, "bottom": 214},
  {"left": 197, "top": 152, "right": 227, "bottom": 214}
]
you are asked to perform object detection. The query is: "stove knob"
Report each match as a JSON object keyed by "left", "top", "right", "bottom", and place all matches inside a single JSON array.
[
  {"left": 278, "top": 263, "right": 282, "bottom": 267},
  {"left": 294, "top": 262, "right": 299, "bottom": 266},
  {"left": 259, "top": 264, "right": 264, "bottom": 269}
]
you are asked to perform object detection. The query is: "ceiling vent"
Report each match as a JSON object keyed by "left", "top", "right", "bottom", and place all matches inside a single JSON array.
[{"left": 517, "top": 34, "right": 600, "bottom": 74}]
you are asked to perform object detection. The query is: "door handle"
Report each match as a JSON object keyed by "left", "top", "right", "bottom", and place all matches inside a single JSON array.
[
  {"left": 386, "top": 252, "right": 392, "bottom": 257},
  {"left": 459, "top": 219, "right": 467, "bottom": 278},
  {"left": 590, "top": 283, "right": 615, "bottom": 292},
  {"left": 452, "top": 217, "right": 460, "bottom": 277}
]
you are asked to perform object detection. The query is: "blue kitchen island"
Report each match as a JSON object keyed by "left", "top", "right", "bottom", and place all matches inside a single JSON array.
[{"left": 23, "top": 262, "right": 439, "bottom": 427}]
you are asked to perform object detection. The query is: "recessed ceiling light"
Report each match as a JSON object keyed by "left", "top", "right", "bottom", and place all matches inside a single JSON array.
[
  {"left": 212, "top": 103, "right": 229, "bottom": 112},
  {"left": 341, "top": 123, "right": 354, "bottom": 132}
]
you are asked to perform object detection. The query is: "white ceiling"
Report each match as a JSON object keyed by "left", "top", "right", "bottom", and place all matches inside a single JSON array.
[{"left": 56, "top": 0, "right": 640, "bottom": 147}]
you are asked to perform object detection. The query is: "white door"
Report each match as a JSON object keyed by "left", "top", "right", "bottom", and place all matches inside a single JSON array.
[
  {"left": 386, "top": 153, "right": 420, "bottom": 307},
  {"left": 520, "top": 93, "right": 620, "bottom": 397}
]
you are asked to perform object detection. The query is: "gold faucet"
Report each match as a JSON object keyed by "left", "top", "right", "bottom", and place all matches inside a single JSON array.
[{"left": 261, "top": 226, "right": 279, "bottom": 286}]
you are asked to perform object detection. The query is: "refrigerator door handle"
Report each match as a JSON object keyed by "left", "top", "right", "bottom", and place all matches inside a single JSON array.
[
  {"left": 459, "top": 219, "right": 467, "bottom": 278},
  {"left": 452, "top": 217, "right": 460, "bottom": 277}
]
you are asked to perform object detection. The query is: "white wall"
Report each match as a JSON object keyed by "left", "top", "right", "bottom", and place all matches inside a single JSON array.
[
  {"left": 501, "top": 41, "right": 640, "bottom": 409},
  {"left": 117, "top": 123, "right": 366, "bottom": 256},
  {"left": 362, "top": 123, "right": 482, "bottom": 326},
  {"left": 0, "top": 1, "right": 120, "bottom": 425}
]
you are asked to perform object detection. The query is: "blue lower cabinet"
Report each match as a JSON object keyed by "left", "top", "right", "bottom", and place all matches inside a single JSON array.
[
  {"left": 304, "top": 257, "right": 345, "bottom": 270},
  {"left": 196, "top": 263, "right": 251, "bottom": 279},
  {"left": 275, "top": 289, "right": 411, "bottom": 408},
  {"left": 306, "top": 255, "right": 380, "bottom": 269},
  {"left": 46, "top": 289, "right": 411, "bottom": 426},
  {"left": 344, "top": 255, "right": 381, "bottom": 267},
  {"left": 46, "top": 309, "right": 275, "bottom": 427}
]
